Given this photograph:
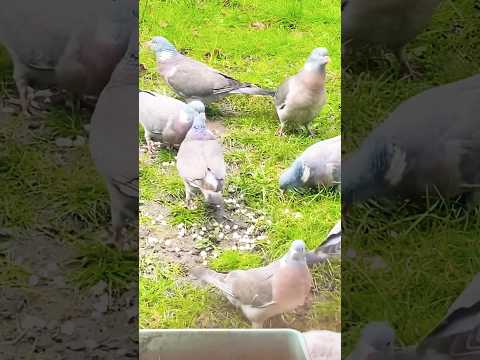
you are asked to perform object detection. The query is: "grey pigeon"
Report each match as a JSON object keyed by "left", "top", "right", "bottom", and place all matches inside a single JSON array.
[
  {"left": 416, "top": 273, "right": 480, "bottom": 359},
  {"left": 89, "top": 24, "right": 138, "bottom": 247},
  {"left": 343, "top": 74, "right": 480, "bottom": 211},
  {"left": 303, "top": 330, "right": 341, "bottom": 360},
  {"left": 55, "top": 0, "right": 135, "bottom": 106},
  {"left": 346, "top": 322, "right": 396, "bottom": 360},
  {"left": 192, "top": 240, "right": 313, "bottom": 328},
  {"left": 139, "top": 91, "right": 197, "bottom": 152},
  {"left": 0, "top": 0, "right": 81, "bottom": 114},
  {"left": 0, "top": 1, "right": 134, "bottom": 114},
  {"left": 342, "top": 0, "right": 442, "bottom": 75},
  {"left": 306, "top": 220, "right": 341, "bottom": 265},
  {"left": 274, "top": 48, "right": 329, "bottom": 136},
  {"left": 348, "top": 274, "right": 480, "bottom": 359},
  {"left": 176, "top": 105, "right": 226, "bottom": 214},
  {"left": 280, "top": 135, "right": 340, "bottom": 190},
  {"left": 147, "top": 36, "right": 274, "bottom": 104}
]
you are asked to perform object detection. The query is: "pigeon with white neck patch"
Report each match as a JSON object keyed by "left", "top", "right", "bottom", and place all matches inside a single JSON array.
[
  {"left": 139, "top": 91, "right": 199, "bottom": 152},
  {"left": 147, "top": 36, "right": 274, "bottom": 104},
  {"left": 343, "top": 74, "right": 480, "bottom": 211},
  {"left": 280, "top": 135, "right": 340, "bottom": 191},
  {"left": 274, "top": 48, "right": 329, "bottom": 136},
  {"left": 192, "top": 240, "right": 312, "bottom": 328},
  {"left": 176, "top": 105, "right": 226, "bottom": 215}
]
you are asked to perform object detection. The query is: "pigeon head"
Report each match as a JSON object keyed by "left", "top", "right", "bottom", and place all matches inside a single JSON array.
[
  {"left": 191, "top": 110, "right": 208, "bottom": 131},
  {"left": 148, "top": 36, "right": 177, "bottom": 58},
  {"left": 279, "top": 160, "right": 304, "bottom": 190},
  {"left": 286, "top": 240, "right": 307, "bottom": 261},
  {"left": 304, "top": 47, "right": 330, "bottom": 72},
  {"left": 187, "top": 100, "right": 206, "bottom": 114},
  {"left": 342, "top": 141, "right": 406, "bottom": 211},
  {"left": 358, "top": 322, "right": 395, "bottom": 359}
]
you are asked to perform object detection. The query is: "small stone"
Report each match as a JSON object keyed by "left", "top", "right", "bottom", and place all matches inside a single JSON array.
[
  {"left": 174, "top": 247, "right": 181, "bottom": 253},
  {"left": 178, "top": 229, "right": 186, "bottom": 237},
  {"left": 147, "top": 236, "right": 158, "bottom": 246},
  {"left": 218, "top": 232, "right": 224, "bottom": 240},
  {"left": 202, "top": 261, "right": 208, "bottom": 266},
  {"left": 224, "top": 225, "right": 231, "bottom": 231},
  {"left": 200, "top": 251, "right": 207, "bottom": 259},
  {"left": 55, "top": 137, "right": 73, "bottom": 147},
  {"left": 28, "top": 275, "right": 39, "bottom": 286},
  {"left": 232, "top": 232, "right": 240, "bottom": 240},
  {"left": 246, "top": 225, "right": 255, "bottom": 234},
  {"left": 94, "top": 294, "right": 109, "bottom": 313},
  {"left": 90, "top": 281, "right": 107, "bottom": 296},
  {"left": 72, "top": 136, "right": 86, "bottom": 147},
  {"left": 164, "top": 239, "right": 173, "bottom": 247},
  {"left": 61, "top": 321, "right": 75, "bottom": 335},
  {"left": 233, "top": 224, "right": 239, "bottom": 230},
  {"left": 256, "top": 235, "right": 267, "bottom": 241}
]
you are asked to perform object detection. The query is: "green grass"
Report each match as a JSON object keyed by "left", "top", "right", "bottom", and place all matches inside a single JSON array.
[
  {"left": 67, "top": 240, "right": 138, "bottom": 292},
  {"left": 139, "top": 0, "right": 341, "bottom": 329},
  {"left": 0, "top": 45, "right": 133, "bottom": 293},
  {"left": 342, "top": 0, "right": 480, "bottom": 354}
]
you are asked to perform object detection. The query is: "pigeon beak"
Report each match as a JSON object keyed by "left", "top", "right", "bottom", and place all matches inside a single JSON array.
[{"left": 323, "top": 56, "right": 330, "bottom": 64}]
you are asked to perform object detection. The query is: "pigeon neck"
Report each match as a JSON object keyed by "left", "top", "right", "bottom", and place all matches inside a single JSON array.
[
  {"left": 156, "top": 49, "right": 176, "bottom": 62},
  {"left": 303, "top": 62, "right": 326, "bottom": 73}
]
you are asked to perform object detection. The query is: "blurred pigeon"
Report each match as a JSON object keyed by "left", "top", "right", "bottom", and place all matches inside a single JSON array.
[
  {"left": 348, "top": 274, "right": 480, "bottom": 359},
  {"left": 176, "top": 105, "right": 226, "bottom": 214},
  {"left": 343, "top": 75, "right": 480, "bottom": 211},
  {"left": 416, "top": 272, "right": 480, "bottom": 359},
  {"left": 274, "top": 48, "right": 329, "bottom": 136},
  {"left": 280, "top": 135, "right": 340, "bottom": 190},
  {"left": 0, "top": 1, "right": 134, "bottom": 114},
  {"left": 0, "top": 0, "right": 80, "bottom": 114},
  {"left": 303, "top": 330, "right": 341, "bottom": 360},
  {"left": 56, "top": 0, "right": 135, "bottom": 107},
  {"left": 147, "top": 36, "right": 274, "bottom": 104},
  {"left": 139, "top": 91, "right": 197, "bottom": 152},
  {"left": 342, "top": 0, "right": 442, "bottom": 75},
  {"left": 192, "top": 240, "right": 312, "bottom": 328},
  {"left": 346, "top": 322, "right": 395, "bottom": 360},
  {"left": 89, "top": 25, "right": 138, "bottom": 247},
  {"left": 306, "top": 220, "right": 341, "bottom": 265}
]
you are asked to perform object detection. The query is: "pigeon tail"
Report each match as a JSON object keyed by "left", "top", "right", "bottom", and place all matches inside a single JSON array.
[
  {"left": 230, "top": 83, "right": 275, "bottom": 97},
  {"left": 192, "top": 267, "right": 234, "bottom": 298}
]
